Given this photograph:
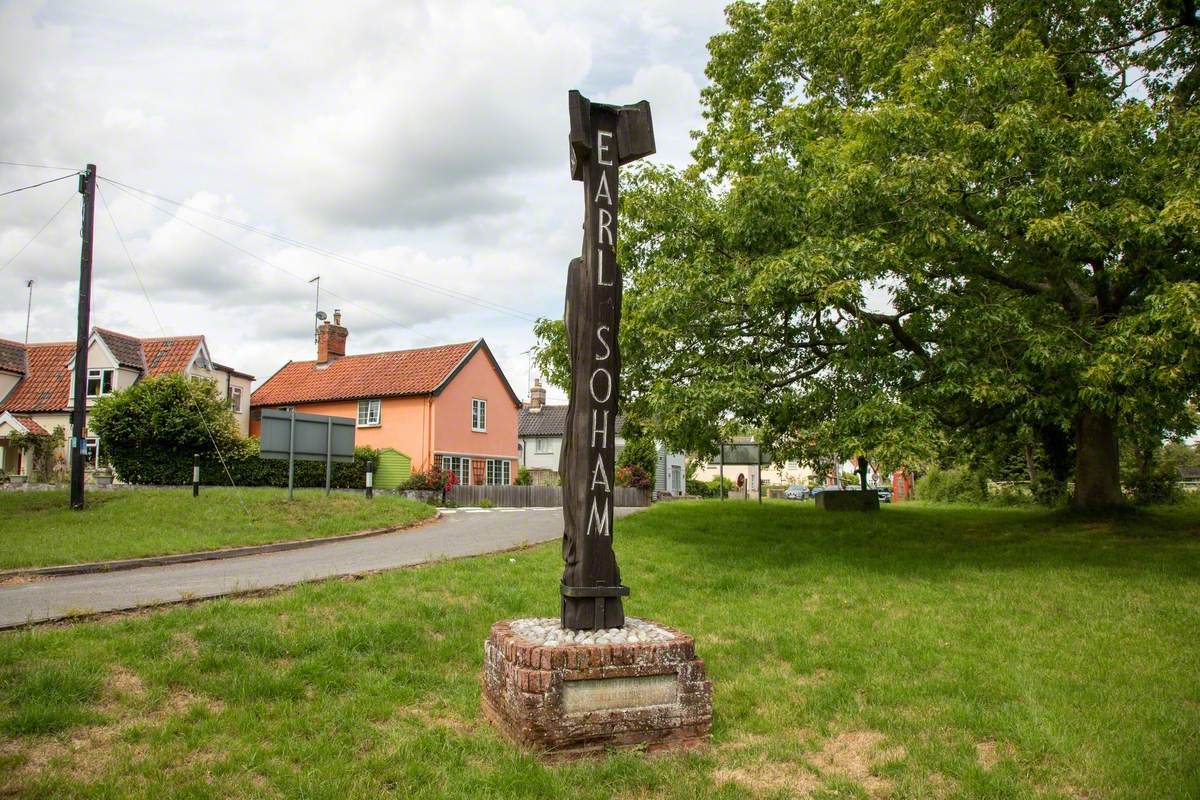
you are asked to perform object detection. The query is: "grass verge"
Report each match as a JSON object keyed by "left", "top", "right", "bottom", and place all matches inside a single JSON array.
[
  {"left": 0, "top": 488, "right": 436, "bottom": 570},
  {"left": 1, "top": 501, "right": 1197, "bottom": 798}
]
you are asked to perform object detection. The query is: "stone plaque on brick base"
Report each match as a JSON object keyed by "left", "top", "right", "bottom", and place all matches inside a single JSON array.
[{"left": 481, "top": 618, "right": 712, "bottom": 758}]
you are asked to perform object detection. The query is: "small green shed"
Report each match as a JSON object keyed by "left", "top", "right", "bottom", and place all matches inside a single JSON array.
[{"left": 374, "top": 448, "right": 412, "bottom": 489}]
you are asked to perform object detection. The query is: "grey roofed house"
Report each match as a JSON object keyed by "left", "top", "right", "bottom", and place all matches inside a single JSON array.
[{"left": 517, "top": 379, "right": 685, "bottom": 494}]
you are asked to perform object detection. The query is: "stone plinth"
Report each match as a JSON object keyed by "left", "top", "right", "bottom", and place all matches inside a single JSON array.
[
  {"left": 816, "top": 490, "right": 880, "bottom": 511},
  {"left": 481, "top": 618, "right": 712, "bottom": 758}
]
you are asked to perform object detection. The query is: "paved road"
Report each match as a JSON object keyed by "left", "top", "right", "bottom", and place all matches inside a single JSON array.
[{"left": 0, "top": 507, "right": 642, "bottom": 629}]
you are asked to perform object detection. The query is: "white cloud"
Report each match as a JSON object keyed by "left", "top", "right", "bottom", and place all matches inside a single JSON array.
[{"left": 0, "top": 0, "right": 728, "bottom": 397}]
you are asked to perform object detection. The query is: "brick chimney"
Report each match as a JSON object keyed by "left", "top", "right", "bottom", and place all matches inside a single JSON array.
[
  {"left": 317, "top": 309, "right": 348, "bottom": 363},
  {"left": 528, "top": 378, "right": 546, "bottom": 413}
]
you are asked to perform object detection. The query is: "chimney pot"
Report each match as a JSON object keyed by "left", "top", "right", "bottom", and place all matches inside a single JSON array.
[
  {"left": 317, "top": 312, "right": 348, "bottom": 363},
  {"left": 529, "top": 377, "right": 546, "bottom": 412}
]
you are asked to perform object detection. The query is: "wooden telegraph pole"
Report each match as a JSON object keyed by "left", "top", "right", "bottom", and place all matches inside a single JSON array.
[
  {"left": 70, "top": 164, "right": 96, "bottom": 510},
  {"left": 559, "top": 92, "right": 654, "bottom": 630}
]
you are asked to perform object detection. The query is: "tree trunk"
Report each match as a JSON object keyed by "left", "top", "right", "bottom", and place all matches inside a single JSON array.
[
  {"left": 1072, "top": 408, "right": 1124, "bottom": 509},
  {"left": 1024, "top": 442, "right": 1038, "bottom": 484}
]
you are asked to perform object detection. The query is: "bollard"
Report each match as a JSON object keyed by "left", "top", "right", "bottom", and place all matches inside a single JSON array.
[
  {"left": 365, "top": 461, "right": 374, "bottom": 500},
  {"left": 192, "top": 453, "right": 200, "bottom": 497}
]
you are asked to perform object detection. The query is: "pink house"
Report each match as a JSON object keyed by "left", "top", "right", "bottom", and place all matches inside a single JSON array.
[{"left": 249, "top": 312, "right": 521, "bottom": 485}]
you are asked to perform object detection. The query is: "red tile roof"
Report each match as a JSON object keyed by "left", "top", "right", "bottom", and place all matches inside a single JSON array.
[
  {"left": 0, "top": 338, "right": 26, "bottom": 374},
  {"left": 251, "top": 340, "right": 481, "bottom": 406},
  {"left": 0, "top": 329, "right": 236, "bottom": 414},
  {"left": 15, "top": 416, "right": 47, "bottom": 435},
  {"left": 142, "top": 336, "right": 203, "bottom": 376},
  {"left": 0, "top": 342, "right": 74, "bottom": 413}
]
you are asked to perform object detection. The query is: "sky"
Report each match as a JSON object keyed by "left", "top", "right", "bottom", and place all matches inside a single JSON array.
[{"left": 0, "top": 0, "right": 729, "bottom": 404}]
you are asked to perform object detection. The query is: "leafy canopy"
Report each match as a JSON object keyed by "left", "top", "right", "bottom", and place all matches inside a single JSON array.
[{"left": 536, "top": 0, "right": 1200, "bottom": 505}]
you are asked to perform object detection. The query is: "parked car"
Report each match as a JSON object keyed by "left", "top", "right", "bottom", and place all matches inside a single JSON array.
[
  {"left": 809, "top": 485, "right": 842, "bottom": 498},
  {"left": 783, "top": 484, "right": 808, "bottom": 500}
]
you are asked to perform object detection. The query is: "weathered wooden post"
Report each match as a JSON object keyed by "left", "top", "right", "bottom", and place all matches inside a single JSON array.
[
  {"left": 482, "top": 91, "right": 711, "bottom": 757},
  {"left": 558, "top": 90, "right": 655, "bottom": 631}
]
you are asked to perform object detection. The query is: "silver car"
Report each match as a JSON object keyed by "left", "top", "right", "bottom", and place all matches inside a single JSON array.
[{"left": 783, "top": 484, "right": 808, "bottom": 500}]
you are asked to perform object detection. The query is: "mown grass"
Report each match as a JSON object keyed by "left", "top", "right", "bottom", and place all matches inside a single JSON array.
[
  {"left": 1, "top": 501, "right": 1197, "bottom": 799},
  {"left": 0, "top": 488, "right": 436, "bottom": 569}
]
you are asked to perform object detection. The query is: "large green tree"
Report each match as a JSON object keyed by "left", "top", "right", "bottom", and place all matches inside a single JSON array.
[{"left": 537, "top": 0, "right": 1200, "bottom": 509}]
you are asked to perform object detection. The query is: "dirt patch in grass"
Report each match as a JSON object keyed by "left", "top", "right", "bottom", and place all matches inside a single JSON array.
[
  {"left": 376, "top": 701, "right": 477, "bottom": 737},
  {"left": 715, "top": 728, "right": 906, "bottom": 798},
  {"left": 976, "top": 738, "right": 1016, "bottom": 770},
  {"left": 0, "top": 666, "right": 223, "bottom": 792}
]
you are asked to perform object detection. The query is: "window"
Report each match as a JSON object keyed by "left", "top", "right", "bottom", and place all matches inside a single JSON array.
[
  {"left": 471, "top": 398, "right": 486, "bottom": 431},
  {"left": 230, "top": 386, "right": 243, "bottom": 413},
  {"left": 86, "top": 368, "right": 114, "bottom": 397},
  {"left": 534, "top": 438, "right": 553, "bottom": 454},
  {"left": 84, "top": 437, "right": 100, "bottom": 468},
  {"left": 441, "top": 456, "right": 471, "bottom": 485},
  {"left": 486, "top": 459, "right": 511, "bottom": 485},
  {"left": 357, "top": 398, "right": 381, "bottom": 427}
]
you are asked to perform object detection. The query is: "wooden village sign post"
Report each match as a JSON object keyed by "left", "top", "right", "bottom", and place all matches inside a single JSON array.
[{"left": 482, "top": 91, "right": 712, "bottom": 757}]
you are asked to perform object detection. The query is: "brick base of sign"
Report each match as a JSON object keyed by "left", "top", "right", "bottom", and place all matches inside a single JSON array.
[
  {"left": 816, "top": 490, "right": 881, "bottom": 511},
  {"left": 481, "top": 619, "right": 712, "bottom": 758}
]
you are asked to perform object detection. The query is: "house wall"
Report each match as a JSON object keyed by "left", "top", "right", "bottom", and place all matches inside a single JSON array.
[
  {"left": 692, "top": 460, "right": 815, "bottom": 487},
  {"left": 432, "top": 349, "right": 518, "bottom": 482},
  {"left": 251, "top": 395, "right": 435, "bottom": 470},
  {"left": 520, "top": 435, "right": 561, "bottom": 471},
  {"left": 0, "top": 372, "right": 19, "bottom": 402},
  {"left": 67, "top": 340, "right": 142, "bottom": 410}
]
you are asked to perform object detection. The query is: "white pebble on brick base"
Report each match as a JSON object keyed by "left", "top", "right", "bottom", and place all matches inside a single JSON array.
[{"left": 508, "top": 617, "right": 674, "bottom": 647}]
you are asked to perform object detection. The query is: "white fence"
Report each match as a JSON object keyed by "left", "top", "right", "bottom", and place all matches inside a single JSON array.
[{"left": 447, "top": 485, "right": 651, "bottom": 508}]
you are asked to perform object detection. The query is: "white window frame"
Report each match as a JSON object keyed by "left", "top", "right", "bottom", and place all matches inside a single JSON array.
[
  {"left": 230, "top": 386, "right": 243, "bottom": 413},
  {"left": 86, "top": 368, "right": 114, "bottom": 398},
  {"left": 485, "top": 458, "right": 510, "bottom": 485},
  {"left": 534, "top": 437, "right": 553, "bottom": 454},
  {"left": 84, "top": 437, "right": 100, "bottom": 468},
  {"left": 440, "top": 455, "right": 472, "bottom": 485},
  {"left": 471, "top": 398, "right": 486, "bottom": 432},
  {"left": 357, "top": 398, "right": 381, "bottom": 427}
]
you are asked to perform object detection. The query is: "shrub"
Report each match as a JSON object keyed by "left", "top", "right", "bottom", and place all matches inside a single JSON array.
[
  {"left": 616, "top": 464, "right": 652, "bottom": 490},
  {"left": 916, "top": 466, "right": 989, "bottom": 504},
  {"left": 515, "top": 466, "right": 532, "bottom": 486},
  {"left": 989, "top": 483, "right": 1035, "bottom": 507},
  {"left": 1032, "top": 476, "right": 1069, "bottom": 507},
  {"left": 479, "top": 498, "right": 493, "bottom": 509}
]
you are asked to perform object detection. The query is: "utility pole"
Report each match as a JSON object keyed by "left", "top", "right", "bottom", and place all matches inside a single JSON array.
[
  {"left": 23, "top": 279, "right": 34, "bottom": 343},
  {"left": 70, "top": 164, "right": 96, "bottom": 511}
]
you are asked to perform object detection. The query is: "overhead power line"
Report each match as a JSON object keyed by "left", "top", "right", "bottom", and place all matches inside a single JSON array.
[
  {"left": 0, "top": 190, "right": 77, "bottom": 274},
  {"left": 98, "top": 176, "right": 540, "bottom": 323},
  {"left": 97, "top": 183, "right": 251, "bottom": 518},
  {"left": 0, "top": 171, "right": 80, "bottom": 198},
  {"left": 104, "top": 180, "right": 445, "bottom": 347},
  {"left": 0, "top": 160, "right": 80, "bottom": 172}
]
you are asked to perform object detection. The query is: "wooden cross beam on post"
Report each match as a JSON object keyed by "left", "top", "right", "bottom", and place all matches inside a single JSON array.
[{"left": 559, "top": 90, "right": 654, "bottom": 631}]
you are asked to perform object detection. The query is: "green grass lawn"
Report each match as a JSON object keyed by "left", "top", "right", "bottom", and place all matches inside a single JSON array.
[
  {"left": 0, "top": 488, "right": 436, "bottom": 570},
  {"left": 1, "top": 501, "right": 1197, "bottom": 799}
]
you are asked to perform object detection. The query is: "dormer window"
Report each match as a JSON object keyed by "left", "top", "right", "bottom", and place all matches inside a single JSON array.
[{"left": 86, "top": 368, "right": 114, "bottom": 397}]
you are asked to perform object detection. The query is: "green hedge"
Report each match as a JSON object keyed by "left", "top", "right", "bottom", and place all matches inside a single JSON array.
[
  {"left": 117, "top": 437, "right": 379, "bottom": 489},
  {"left": 915, "top": 466, "right": 989, "bottom": 504}
]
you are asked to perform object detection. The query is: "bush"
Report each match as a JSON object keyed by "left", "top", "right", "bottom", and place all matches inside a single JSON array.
[
  {"left": 989, "top": 483, "right": 1035, "bottom": 507},
  {"left": 479, "top": 498, "right": 493, "bottom": 509},
  {"left": 616, "top": 464, "right": 652, "bottom": 490},
  {"left": 402, "top": 466, "right": 453, "bottom": 491},
  {"left": 686, "top": 478, "right": 710, "bottom": 497},
  {"left": 1032, "top": 476, "right": 1069, "bottom": 507},
  {"left": 916, "top": 467, "right": 989, "bottom": 504},
  {"left": 616, "top": 423, "right": 658, "bottom": 477},
  {"left": 515, "top": 466, "right": 532, "bottom": 486},
  {"left": 91, "top": 374, "right": 243, "bottom": 485}
]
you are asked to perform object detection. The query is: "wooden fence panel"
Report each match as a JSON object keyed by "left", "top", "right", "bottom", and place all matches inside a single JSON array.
[{"left": 447, "top": 485, "right": 650, "bottom": 508}]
